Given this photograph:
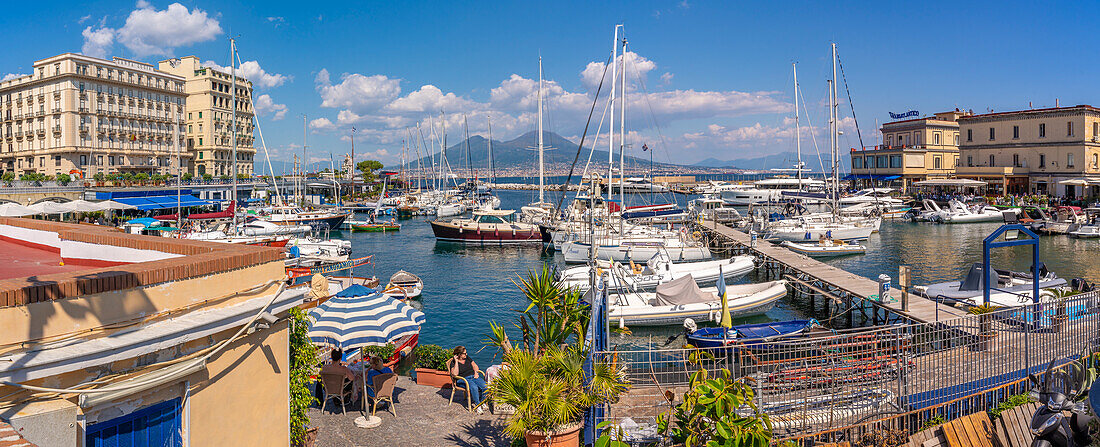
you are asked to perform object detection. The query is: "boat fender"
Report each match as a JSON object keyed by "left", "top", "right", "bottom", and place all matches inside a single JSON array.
[
  {"left": 618, "top": 317, "right": 625, "bottom": 329},
  {"left": 459, "top": 227, "right": 463, "bottom": 234}
]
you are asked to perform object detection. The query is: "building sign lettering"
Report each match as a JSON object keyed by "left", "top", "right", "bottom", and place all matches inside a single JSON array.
[{"left": 889, "top": 110, "right": 919, "bottom": 120}]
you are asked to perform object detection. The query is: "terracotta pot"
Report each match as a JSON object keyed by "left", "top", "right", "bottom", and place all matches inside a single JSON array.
[
  {"left": 525, "top": 424, "right": 582, "bottom": 447},
  {"left": 414, "top": 368, "right": 452, "bottom": 388}
]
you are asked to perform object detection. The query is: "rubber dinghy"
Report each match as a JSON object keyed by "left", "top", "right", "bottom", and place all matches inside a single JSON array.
[
  {"left": 781, "top": 239, "right": 866, "bottom": 257},
  {"left": 557, "top": 253, "right": 755, "bottom": 292},
  {"left": 599, "top": 274, "right": 787, "bottom": 327}
]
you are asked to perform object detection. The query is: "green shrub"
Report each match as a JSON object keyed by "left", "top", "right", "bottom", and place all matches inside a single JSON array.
[
  {"left": 288, "top": 307, "right": 317, "bottom": 444},
  {"left": 55, "top": 173, "right": 71, "bottom": 185},
  {"left": 412, "top": 344, "right": 450, "bottom": 371},
  {"left": 989, "top": 394, "right": 1035, "bottom": 419},
  {"left": 181, "top": 172, "right": 193, "bottom": 181},
  {"left": 361, "top": 343, "right": 396, "bottom": 362}
]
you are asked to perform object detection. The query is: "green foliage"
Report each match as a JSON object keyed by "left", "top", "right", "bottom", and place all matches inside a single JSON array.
[
  {"left": 237, "top": 173, "right": 250, "bottom": 180},
  {"left": 920, "top": 415, "right": 946, "bottom": 431},
  {"left": 219, "top": 174, "right": 232, "bottom": 180},
  {"left": 489, "top": 346, "right": 629, "bottom": 439},
  {"left": 488, "top": 264, "right": 589, "bottom": 354},
  {"left": 202, "top": 173, "right": 213, "bottom": 181},
  {"left": 966, "top": 304, "right": 1001, "bottom": 315},
  {"left": 412, "top": 344, "right": 450, "bottom": 371},
  {"left": 54, "top": 173, "right": 71, "bottom": 185},
  {"left": 181, "top": 172, "right": 193, "bottom": 181},
  {"left": 356, "top": 160, "right": 383, "bottom": 183},
  {"left": 657, "top": 367, "right": 772, "bottom": 447},
  {"left": 20, "top": 172, "right": 47, "bottom": 182},
  {"left": 288, "top": 307, "right": 317, "bottom": 444},
  {"left": 121, "top": 172, "right": 133, "bottom": 182},
  {"left": 593, "top": 421, "right": 632, "bottom": 447},
  {"left": 988, "top": 394, "right": 1035, "bottom": 419},
  {"left": 133, "top": 173, "right": 149, "bottom": 181},
  {"left": 361, "top": 342, "right": 396, "bottom": 362},
  {"left": 2, "top": 172, "right": 16, "bottom": 183},
  {"left": 152, "top": 174, "right": 168, "bottom": 182},
  {"left": 92, "top": 172, "right": 105, "bottom": 181},
  {"left": 852, "top": 429, "right": 909, "bottom": 447}
]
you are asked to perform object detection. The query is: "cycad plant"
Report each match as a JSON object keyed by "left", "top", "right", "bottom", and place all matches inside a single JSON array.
[
  {"left": 490, "top": 346, "right": 629, "bottom": 438},
  {"left": 487, "top": 264, "right": 590, "bottom": 354}
]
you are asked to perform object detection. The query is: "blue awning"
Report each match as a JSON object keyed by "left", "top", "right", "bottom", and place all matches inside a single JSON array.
[
  {"left": 114, "top": 195, "right": 210, "bottom": 210},
  {"left": 843, "top": 174, "right": 901, "bottom": 181}
]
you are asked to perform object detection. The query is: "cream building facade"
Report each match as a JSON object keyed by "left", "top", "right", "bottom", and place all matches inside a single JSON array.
[
  {"left": 158, "top": 56, "right": 256, "bottom": 178},
  {"left": 956, "top": 105, "right": 1100, "bottom": 197},
  {"left": 849, "top": 110, "right": 969, "bottom": 192},
  {"left": 0, "top": 54, "right": 188, "bottom": 178}
]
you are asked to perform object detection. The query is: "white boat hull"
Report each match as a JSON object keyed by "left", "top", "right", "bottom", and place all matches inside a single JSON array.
[
  {"left": 562, "top": 241, "right": 712, "bottom": 264},
  {"left": 767, "top": 225, "right": 874, "bottom": 242},
  {"left": 781, "top": 241, "right": 866, "bottom": 257},
  {"left": 559, "top": 255, "right": 755, "bottom": 291},
  {"left": 605, "top": 280, "right": 787, "bottom": 326}
]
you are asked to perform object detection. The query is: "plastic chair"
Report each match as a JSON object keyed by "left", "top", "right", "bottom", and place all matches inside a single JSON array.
[
  {"left": 319, "top": 372, "right": 353, "bottom": 414},
  {"left": 369, "top": 373, "right": 398, "bottom": 417},
  {"left": 446, "top": 358, "right": 473, "bottom": 412}
]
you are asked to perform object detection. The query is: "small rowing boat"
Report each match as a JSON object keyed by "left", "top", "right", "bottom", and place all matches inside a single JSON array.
[
  {"left": 351, "top": 222, "right": 401, "bottom": 232},
  {"left": 382, "top": 270, "right": 424, "bottom": 299},
  {"left": 685, "top": 319, "right": 819, "bottom": 350},
  {"left": 781, "top": 239, "right": 866, "bottom": 257}
]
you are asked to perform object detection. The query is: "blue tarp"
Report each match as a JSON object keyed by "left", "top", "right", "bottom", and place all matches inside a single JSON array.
[
  {"left": 114, "top": 195, "right": 209, "bottom": 210},
  {"left": 843, "top": 174, "right": 902, "bottom": 181}
]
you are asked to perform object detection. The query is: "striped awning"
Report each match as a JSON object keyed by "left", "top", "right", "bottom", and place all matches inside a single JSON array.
[{"left": 307, "top": 284, "right": 425, "bottom": 350}]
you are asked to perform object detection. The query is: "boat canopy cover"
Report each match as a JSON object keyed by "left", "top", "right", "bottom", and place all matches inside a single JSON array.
[
  {"left": 389, "top": 270, "right": 421, "bottom": 284},
  {"left": 958, "top": 263, "right": 1015, "bottom": 292},
  {"left": 654, "top": 274, "right": 713, "bottom": 305}
]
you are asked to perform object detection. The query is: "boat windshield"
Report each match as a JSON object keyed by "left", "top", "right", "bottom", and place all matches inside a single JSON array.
[{"left": 476, "top": 215, "right": 507, "bottom": 224}]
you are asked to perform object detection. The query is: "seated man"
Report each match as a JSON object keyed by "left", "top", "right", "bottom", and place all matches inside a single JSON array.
[
  {"left": 320, "top": 348, "right": 361, "bottom": 403},
  {"left": 449, "top": 346, "right": 489, "bottom": 414},
  {"left": 365, "top": 356, "right": 393, "bottom": 398}
]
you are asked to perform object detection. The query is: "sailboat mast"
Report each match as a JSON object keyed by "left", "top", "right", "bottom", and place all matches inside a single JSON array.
[
  {"left": 487, "top": 117, "right": 494, "bottom": 186},
  {"left": 464, "top": 114, "right": 471, "bottom": 184},
  {"left": 538, "top": 57, "right": 545, "bottom": 204},
  {"left": 830, "top": 42, "right": 839, "bottom": 209},
  {"left": 230, "top": 38, "right": 238, "bottom": 232},
  {"left": 301, "top": 114, "right": 307, "bottom": 205},
  {"left": 619, "top": 36, "right": 627, "bottom": 210},
  {"left": 607, "top": 25, "right": 620, "bottom": 203},
  {"left": 793, "top": 62, "right": 801, "bottom": 185}
]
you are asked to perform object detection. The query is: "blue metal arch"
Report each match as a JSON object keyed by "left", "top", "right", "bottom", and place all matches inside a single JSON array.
[{"left": 982, "top": 224, "right": 1040, "bottom": 306}]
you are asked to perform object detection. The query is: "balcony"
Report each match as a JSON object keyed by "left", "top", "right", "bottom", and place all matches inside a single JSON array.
[
  {"left": 78, "top": 107, "right": 89, "bottom": 113},
  {"left": 53, "top": 125, "right": 62, "bottom": 134},
  {"left": 77, "top": 125, "right": 87, "bottom": 134},
  {"left": 35, "top": 128, "right": 45, "bottom": 136},
  {"left": 51, "top": 107, "right": 61, "bottom": 114}
]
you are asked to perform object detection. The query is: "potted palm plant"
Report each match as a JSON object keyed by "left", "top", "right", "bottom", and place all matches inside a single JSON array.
[
  {"left": 412, "top": 344, "right": 453, "bottom": 388},
  {"left": 486, "top": 265, "right": 628, "bottom": 447}
]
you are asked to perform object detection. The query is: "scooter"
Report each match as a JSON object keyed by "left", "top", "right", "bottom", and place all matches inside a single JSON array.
[{"left": 1028, "top": 359, "right": 1095, "bottom": 446}]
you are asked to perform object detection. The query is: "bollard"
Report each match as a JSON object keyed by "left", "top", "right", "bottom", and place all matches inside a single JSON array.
[
  {"left": 877, "top": 274, "right": 891, "bottom": 303},
  {"left": 749, "top": 230, "right": 758, "bottom": 249},
  {"left": 899, "top": 266, "right": 910, "bottom": 312}
]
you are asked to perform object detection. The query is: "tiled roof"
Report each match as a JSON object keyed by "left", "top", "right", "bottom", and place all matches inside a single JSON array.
[{"left": 0, "top": 421, "right": 36, "bottom": 447}]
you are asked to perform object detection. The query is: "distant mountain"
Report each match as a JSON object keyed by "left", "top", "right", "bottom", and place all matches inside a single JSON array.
[
  {"left": 401, "top": 130, "right": 682, "bottom": 172},
  {"left": 694, "top": 151, "right": 852, "bottom": 172}
]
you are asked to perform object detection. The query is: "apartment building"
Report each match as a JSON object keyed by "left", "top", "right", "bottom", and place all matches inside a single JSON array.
[
  {"left": 848, "top": 110, "right": 970, "bottom": 192},
  {"left": 158, "top": 56, "right": 255, "bottom": 178},
  {"left": 0, "top": 54, "right": 188, "bottom": 178},
  {"left": 956, "top": 105, "right": 1100, "bottom": 197}
]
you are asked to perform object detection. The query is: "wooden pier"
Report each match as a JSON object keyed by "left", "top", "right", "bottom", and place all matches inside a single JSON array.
[{"left": 693, "top": 219, "right": 969, "bottom": 325}]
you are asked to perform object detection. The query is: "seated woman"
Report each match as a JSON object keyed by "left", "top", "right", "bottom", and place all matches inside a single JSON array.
[
  {"left": 365, "top": 356, "right": 393, "bottom": 398},
  {"left": 320, "top": 348, "right": 362, "bottom": 403},
  {"left": 449, "top": 346, "right": 488, "bottom": 413}
]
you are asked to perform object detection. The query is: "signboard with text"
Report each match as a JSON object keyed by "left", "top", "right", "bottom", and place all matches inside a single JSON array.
[{"left": 889, "top": 110, "right": 919, "bottom": 120}]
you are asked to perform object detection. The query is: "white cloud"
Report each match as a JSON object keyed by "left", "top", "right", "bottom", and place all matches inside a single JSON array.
[
  {"left": 580, "top": 51, "right": 657, "bottom": 91},
  {"left": 204, "top": 60, "right": 290, "bottom": 88},
  {"left": 2, "top": 73, "right": 26, "bottom": 81},
  {"left": 81, "top": 25, "right": 115, "bottom": 58},
  {"left": 266, "top": 16, "right": 284, "bottom": 23},
  {"left": 660, "top": 72, "right": 674, "bottom": 85},
  {"left": 310, "top": 117, "right": 336, "bottom": 132},
  {"left": 315, "top": 70, "right": 401, "bottom": 111},
  {"left": 78, "top": 14, "right": 92, "bottom": 24},
  {"left": 90, "top": 2, "right": 223, "bottom": 57},
  {"left": 387, "top": 85, "right": 479, "bottom": 113},
  {"left": 254, "top": 94, "right": 287, "bottom": 120}
]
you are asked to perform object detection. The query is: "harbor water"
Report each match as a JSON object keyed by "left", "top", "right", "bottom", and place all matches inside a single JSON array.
[{"left": 342, "top": 189, "right": 1100, "bottom": 367}]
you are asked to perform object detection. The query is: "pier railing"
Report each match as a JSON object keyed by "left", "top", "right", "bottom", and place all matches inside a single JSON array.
[{"left": 595, "top": 291, "right": 1100, "bottom": 443}]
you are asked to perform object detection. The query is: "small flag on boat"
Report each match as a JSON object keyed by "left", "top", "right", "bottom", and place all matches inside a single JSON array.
[
  {"left": 642, "top": 143, "right": 648, "bottom": 151},
  {"left": 717, "top": 265, "right": 732, "bottom": 329}
]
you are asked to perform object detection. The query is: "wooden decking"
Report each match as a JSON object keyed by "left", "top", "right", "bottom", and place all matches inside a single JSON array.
[{"left": 697, "top": 219, "right": 969, "bottom": 324}]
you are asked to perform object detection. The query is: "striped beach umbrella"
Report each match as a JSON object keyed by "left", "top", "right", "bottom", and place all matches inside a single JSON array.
[{"left": 308, "top": 284, "right": 425, "bottom": 350}]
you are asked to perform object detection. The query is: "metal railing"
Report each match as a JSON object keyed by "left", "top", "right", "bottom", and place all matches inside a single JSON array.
[{"left": 594, "top": 292, "right": 1100, "bottom": 442}]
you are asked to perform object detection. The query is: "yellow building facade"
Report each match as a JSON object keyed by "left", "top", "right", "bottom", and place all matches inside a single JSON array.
[
  {"left": 0, "top": 54, "right": 188, "bottom": 178},
  {"left": 956, "top": 105, "right": 1100, "bottom": 197},
  {"left": 849, "top": 110, "right": 969, "bottom": 192},
  {"left": 158, "top": 56, "right": 256, "bottom": 178}
]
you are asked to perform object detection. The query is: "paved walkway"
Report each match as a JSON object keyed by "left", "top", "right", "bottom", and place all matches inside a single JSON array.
[{"left": 309, "top": 380, "right": 512, "bottom": 447}]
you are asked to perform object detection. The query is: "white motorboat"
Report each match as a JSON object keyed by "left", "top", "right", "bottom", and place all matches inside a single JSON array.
[
  {"left": 938, "top": 200, "right": 1012, "bottom": 224},
  {"left": 765, "top": 219, "right": 876, "bottom": 242},
  {"left": 436, "top": 202, "right": 465, "bottom": 218},
  {"left": 838, "top": 188, "right": 907, "bottom": 208},
  {"left": 913, "top": 263, "right": 1067, "bottom": 307},
  {"left": 184, "top": 231, "right": 290, "bottom": 247},
  {"left": 240, "top": 219, "right": 313, "bottom": 236},
  {"left": 558, "top": 253, "right": 755, "bottom": 292},
  {"left": 382, "top": 270, "right": 424, "bottom": 299},
  {"left": 599, "top": 275, "right": 787, "bottom": 326},
  {"left": 692, "top": 181, "right": 750, "bottom": 195},
  {"left": 781, "top": 239, "right": 866, "bottom": 257},
  {"left": 610, "top": 177, "right": 670, "bottom": 193},
  {"left": 721, "top": 178, "right": 826, "bottom": 206},
  {"left": 262, "top": 206, "right": 350, "bottom": 229},
  {"left": 1069, "top": 208, "right": 1100, "bottom": 237},
  {"left": 688, "top": 195, "right": 743, "bottom": 223},
  {"left": 287, "top": 237, "right": 352, "bottom": 258},
  {"left": 561, "top": 237, "right": 712, "bottom": 264}
]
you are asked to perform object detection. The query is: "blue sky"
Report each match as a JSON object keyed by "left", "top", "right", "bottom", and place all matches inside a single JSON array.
[{"left": 0, "top": 1, "right": 1093, "bottom": 167}]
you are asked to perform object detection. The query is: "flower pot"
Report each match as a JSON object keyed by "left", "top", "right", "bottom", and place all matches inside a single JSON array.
[
  {"left": 414, "top": 367, "right": 452, "bottom": 388},
  {"left": 525, "top": 423, "right": 582, "bottom": 447}
]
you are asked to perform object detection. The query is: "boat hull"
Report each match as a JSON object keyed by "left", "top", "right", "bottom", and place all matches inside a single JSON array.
[
  {"left": 607, "top": 281, "right": 787, "bottom": 326},
  {"left": 430, "top": 221, "right": 542, "bottom": 244},
  {"left": 767, "top": 225, "right": 874, "bottom": 242},
  {"left": 351, "top": 224, "right": 400, "bottom": 232},
  {"left": 562, "top": 241, "right": 712, "bottom": 264},
  {"left": 559, "top": 256, "right": 755, "bottom": 292}
]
